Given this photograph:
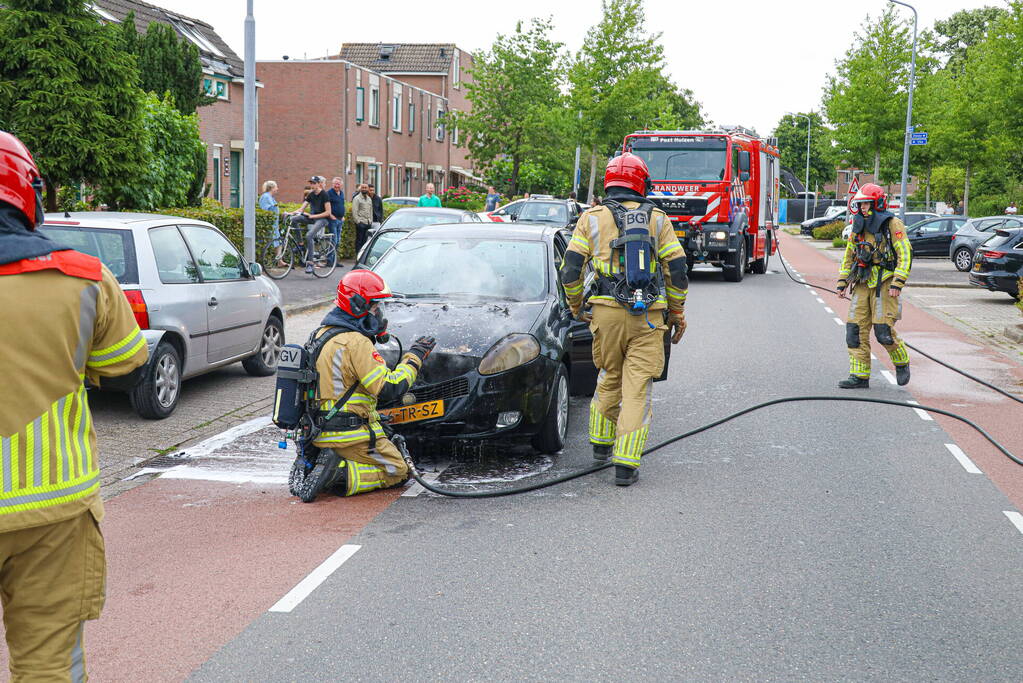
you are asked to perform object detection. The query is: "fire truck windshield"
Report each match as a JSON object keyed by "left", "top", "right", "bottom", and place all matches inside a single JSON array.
[{"left": 628, "top": 136, "right": 728, "bottom": 182}]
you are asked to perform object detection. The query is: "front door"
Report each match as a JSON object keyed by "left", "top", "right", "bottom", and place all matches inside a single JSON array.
[
  {"left": 179, "top": 225, "right": 264, "bottom": 363},
  {"left": 229, "top": 151, "right": 242, "bottom": 208}
]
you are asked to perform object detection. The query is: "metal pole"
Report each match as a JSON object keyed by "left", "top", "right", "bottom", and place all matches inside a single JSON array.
[
  {"left": 242, "top": 0, "right": 256, "bottom": 263},
  {"left": 791, "top": 113, "right": 811, "bottom": 219},
  {"left": 572, "top": 110, "right": 581, "bottom": 197},
  {"left": 891, "top": 0, "right": 917, "bottom": 223}
]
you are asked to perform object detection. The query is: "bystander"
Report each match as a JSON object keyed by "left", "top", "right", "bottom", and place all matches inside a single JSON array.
[
  {"left": 368, "top": 184, "right": 384, "bottom": 230},
  {"left": 418, "top": 183, "right": 442, "bottom": 207},
  {"left": 352, "top": 183, "right": 374, "bottom": 257},
  {"left": 485, "top": 185, "right": 501, "bottom": 212},
  {"left": 327, "top": 177, "right": 346, "bottom": 246}
]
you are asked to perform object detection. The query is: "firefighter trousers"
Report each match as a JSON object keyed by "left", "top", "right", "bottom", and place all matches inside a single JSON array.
[
  {"left": 846, "top": 280, "right": 909, "bottom": 378},
  {"left": 330, "top": 433, "right": 409, "bottom": 496},
  {"left": 588, "top": 305, "right": 666, "bottom": 470},
  {"left": 0, "top": 510, "right": 105, "bottom": 682}
]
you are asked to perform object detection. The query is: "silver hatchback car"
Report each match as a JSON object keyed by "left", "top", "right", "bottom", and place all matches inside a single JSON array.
[{"left": 41, "top": 212, "right": 285, "bottom": 419}]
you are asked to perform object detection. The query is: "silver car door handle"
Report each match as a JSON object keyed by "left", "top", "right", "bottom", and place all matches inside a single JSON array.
[{"left": 208, "top": 297, "right": 218, "bottom": 307}]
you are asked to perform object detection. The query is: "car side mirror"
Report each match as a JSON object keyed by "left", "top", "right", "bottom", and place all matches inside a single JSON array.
[
  {"left": 738, "top": 150, "right": 751, "bottom": 172},
  {"left": 248, "top": 262, "right": 262, "bottom": 277}
]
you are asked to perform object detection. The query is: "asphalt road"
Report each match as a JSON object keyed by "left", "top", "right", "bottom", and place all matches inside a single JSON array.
[{"left": 175, "top": 243, "right": 1023, "bottom": 680}]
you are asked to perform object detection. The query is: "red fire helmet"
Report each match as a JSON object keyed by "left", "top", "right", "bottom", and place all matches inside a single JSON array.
[
  {"left": 850, "top": 183, "right": 887, "bottom": 213},
  {"left": 0, "top": 131, "right": 44, "bottom": 228},
  {"left": 604, "top": 153, "right": 651, "bottom": 195},
  {"left": 336, "top": 269, "right": 393, "bottom": 317}
]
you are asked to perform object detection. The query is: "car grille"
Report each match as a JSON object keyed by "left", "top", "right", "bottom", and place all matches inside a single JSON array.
[{"left": 410, "top": 377, "right": 470, "bottom": 402}]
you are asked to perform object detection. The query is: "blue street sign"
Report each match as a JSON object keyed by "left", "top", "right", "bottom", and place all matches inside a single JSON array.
[{"left": 911, "top": 132, "right": 928, "bottom": 142}]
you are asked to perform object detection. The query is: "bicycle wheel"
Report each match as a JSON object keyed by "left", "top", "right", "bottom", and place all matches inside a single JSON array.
[
  {"left": 311, "top": 234, "right": 338, "bottom": 278},
  {"left": 261, "top": 235, "right": 294, "bottom": 279}
]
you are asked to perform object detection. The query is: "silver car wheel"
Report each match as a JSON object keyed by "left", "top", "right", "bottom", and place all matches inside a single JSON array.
[
  {"left": 954, "top": 248, "right": 973, "bottom": 271},
  {"left": 154, "top": 353, "right": 180, "bottom": 408},
  {"left": 556, "top": 373, "right": 569, "bottom": 441},
  {"left": 261, "top": 323, "right": 283, "bottom": 368}
]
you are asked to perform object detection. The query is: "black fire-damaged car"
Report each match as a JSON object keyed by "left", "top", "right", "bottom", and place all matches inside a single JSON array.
[{"left": 368, "top": 223, "right": 604, "bottom": 454}]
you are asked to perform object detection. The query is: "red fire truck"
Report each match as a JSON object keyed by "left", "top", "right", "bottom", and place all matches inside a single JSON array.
[{"left": 622, "top": 127, "right": 781, "bottom": 282}]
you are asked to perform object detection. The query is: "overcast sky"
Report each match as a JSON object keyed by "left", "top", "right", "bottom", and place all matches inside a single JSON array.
[{"left": 156, "top": 0, "right": 1004, "bottom": 136}]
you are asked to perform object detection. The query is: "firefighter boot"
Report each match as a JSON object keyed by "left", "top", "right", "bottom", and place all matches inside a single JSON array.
[
  {"left": 896, "top": 364, "right": 910, "bottom": 386},
  {"left": 593, "top": 444, "right": 611, "bottom": 461},
  {"left": 615, "top": 465, "right": 639, "bottom": 487},
  {"left": 299, "top": 449, "right": 346, "bottom": 503},
  {"left": 838, "top": 375, "right": 870, "bottom": 389}
]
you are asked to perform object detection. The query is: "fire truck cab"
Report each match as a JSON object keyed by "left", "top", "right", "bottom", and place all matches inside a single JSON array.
[{"left": 623, "top": 128, "right": 781, "bottom": 282}]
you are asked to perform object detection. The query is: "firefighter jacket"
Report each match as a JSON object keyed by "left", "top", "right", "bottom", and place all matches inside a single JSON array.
[
  {"left": 311, "top": 329, "right": 422, "bottom": 447},
  {"left": 837, "top": 217, "right": 912, "bottom": 291},
  {"left": 562, "top": 200, "right": 688, "bottom": 316},
  {"left": 0, "top": 252, "right": 148, "bottom": 533}
]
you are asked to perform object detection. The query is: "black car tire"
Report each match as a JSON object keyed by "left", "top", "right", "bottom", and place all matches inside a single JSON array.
[
  {"left": 243, "top": 315, "right": 284, "bottom": 377},
  {"left": 532, "top": 366, "right": 569, "bottom": 454},
  {"left": 953, "top": 247, "right": 974, "bottom": 272},
  {"left": 129, "top": 341, "right": 181, "bottom": 420},
  {"left": 751, "top": 235, "right": 770, "bottom": 274},
  {"left": 724, "top": 238, "right": 745, "bottom": 282}
]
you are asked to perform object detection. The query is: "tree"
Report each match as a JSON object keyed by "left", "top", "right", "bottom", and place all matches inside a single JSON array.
[
  {"left": 0, "top": 0, "right": 145, "bottom": 209},
  {"left": 450, "top": 18, "right": 568, "bottom": 196},
  {"left": 927, "top": 6, "right": 1008, "bottom": 73},
  {"left": 569, "top": 0, "right": 689, "bottom": 202},
  {"left": 121, "top": 11, "right": 213, "bottom": 115},
  {"left": 99, "top": 93, "right": 207, "bottom": 210},
  {"left": 822, "top": 7, "right": 913, "bottom": 184},
  {"left": 771, "top": 112, "right": 834, "bottom": 194},
  {"left": 928, "top": 165, "right": 966, "bottom": 206}
]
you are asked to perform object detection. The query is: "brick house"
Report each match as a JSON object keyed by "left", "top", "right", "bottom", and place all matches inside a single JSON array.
[
  {"left": 824, "top": 168, "right": 919, "bottom": 201},
  {"left": 93, "top": 0, "right": 259, "bottom": 208}
]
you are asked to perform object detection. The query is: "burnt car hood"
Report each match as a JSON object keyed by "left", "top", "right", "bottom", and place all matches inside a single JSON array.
[{"left": 380, "top": 299, "right": 546, "bottom": 382}]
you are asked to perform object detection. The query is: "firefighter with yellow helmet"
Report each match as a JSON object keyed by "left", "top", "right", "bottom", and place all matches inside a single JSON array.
[
  {"left": 837, "top": 183, "right": 912, "bottom": 388},
  {"left": 560, "top": 153, "right": 688, "bottom": 486},
  {"left": 0, "top": 131, "right": 149, "bottom": 680}
]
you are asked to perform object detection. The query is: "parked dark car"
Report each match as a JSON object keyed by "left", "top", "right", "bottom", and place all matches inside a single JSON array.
[
  {"left": 950, "top": 216, "right": 1023, "bottom": 271},
  {"left": 368, "top": 223, "right": 608, "bottom": 454},
  {"left": 511, "top": 198, "right": 581, "bottom": 229},
  {"left": 904, "top": 216, "right": 968, "bottom": 256},
  {"left": 839, "top": 211, "right": 940, "bottom": 240},
  {"left": 800, "top": 206, "right": 848, "bottom": 235},
  {"left": 356, "top": 208, "right": 483, "bottom": 267},
  {"left": 969, "top": 228, "right": 1023, "bottom": 300}
]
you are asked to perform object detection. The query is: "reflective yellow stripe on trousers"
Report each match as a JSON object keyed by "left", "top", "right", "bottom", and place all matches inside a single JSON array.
[{"left": 1, "top": 382, "right": 100, "bottom": 515}]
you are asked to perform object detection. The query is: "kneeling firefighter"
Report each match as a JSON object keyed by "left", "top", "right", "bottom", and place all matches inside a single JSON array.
[
  {"left": 836, "top": 183, "right": 912, "bottom": 388},
  {"left": 276, "top": 270, "right": 435, "bottom": 500},
  {"left": 560, "top": 153, "right": 688, "bottom": 486}
]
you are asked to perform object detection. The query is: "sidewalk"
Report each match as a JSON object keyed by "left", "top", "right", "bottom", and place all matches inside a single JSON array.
[{"left": 275, "top": 257, "right": 356, "bottom": 313}]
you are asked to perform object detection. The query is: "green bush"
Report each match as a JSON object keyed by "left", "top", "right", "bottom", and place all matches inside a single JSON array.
[
  {"left": 832, "top": 237, "right": 848, "bottom": 248},
  {"left": 440, "top": 185, "right": 486, "bottom": 211},
  {"left": 812, "top": 220, "right": 846, "bottom": 240}
]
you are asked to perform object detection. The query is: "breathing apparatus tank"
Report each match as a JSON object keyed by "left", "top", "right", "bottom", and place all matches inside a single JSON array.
[{"left": 604, "top": 200, "right": 660, "bottom": 318}]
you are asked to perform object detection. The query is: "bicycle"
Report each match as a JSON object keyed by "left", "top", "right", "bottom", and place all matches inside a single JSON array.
[{"left": 261, "top": 217, "right": 337, "bottom": 279}]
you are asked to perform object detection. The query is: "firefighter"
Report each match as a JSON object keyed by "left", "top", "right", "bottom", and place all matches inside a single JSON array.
[
  {"left": 301, "top": 269, "right": 436, "bottom": 499},
  {"left": 0, "top": 131, "right": 149, "bottom": 680},
  {"left": 560, "top": 153, "right": 688, "bottom": 486},
  {"left": 836, "top": 183, "right": 912, "bottom": 388}
]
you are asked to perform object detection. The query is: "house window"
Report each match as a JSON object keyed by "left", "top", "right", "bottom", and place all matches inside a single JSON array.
[
  {"left": 356, "top": 163, "right": 365, "bottom": 187},
  {"left": 426, "top": 103, "right": 432, "bottom": 140},
  {"left": 171, "top": 19, "right": 225, "bottom": 58},
  {"left": 453, "top": 126, "right": 459, "bottom": 146},
  {"left": 453, "top": 50, "right": 460, "bottom": 89},
  {"left": 215, "top": 80, "right": 228, "bottom": 100},
  {"left": 203, "top": 78, "right": 214, "bottom": 96},
  {"left": 404, "top": 168, "right": 413, "bottom": 195},
  {"left": 369, "top": 87, "right": 380, "bottom": 126},
  {"left": 86, "top": 3, "right": 118, "bottom": 22},
  {"left": 369, "top": 164, "right": 380, "bottom": 189},
  {"left": 355, "top": 87, "right": 365, "bottom": 122},
  {"left": 392, "top": 86, "right": 402, "bottom": 132},
  {"left": 409, "top": 100, "right": 415, "bottom": 133},
  {"left": 212, "top": 146, "right": 222, "bottom": 202},
  {"left": 436, "top": 108, "right": 445, "bottom": 142}
]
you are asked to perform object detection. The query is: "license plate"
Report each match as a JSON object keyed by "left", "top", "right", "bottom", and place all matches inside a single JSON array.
[
  {"left": 675, "top": 230, "right": 687, "bottom": 238},
  {"left": 973, "top": 263, "right": 981, "bottom": 271},
  {"left": 381, "top": 399, "right": 444, "bottom": 425}
]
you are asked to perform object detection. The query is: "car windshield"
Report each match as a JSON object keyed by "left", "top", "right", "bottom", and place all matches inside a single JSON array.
[
  {"left": 518, "top": 203, "right": 568, "bottom": 223},
  {"left": 630, "top": 136, "right": 728, "bottom": 181},
  {"left": 41, "top": 225, "right": 139, "bottom": 284},
  {"left": 904, "top": 214, "right": 935, "bottom": 227},
  {"left": 383, "top": 210, "right": 461, "bottom": 229},
  {"left": 363, "top": 230, "right": 410, "bottom": 266},
  {"left": 375, "top": 238, "right": 548, "bottom": 302},
  {"left": 982, "top": 231, "right": 1023, "bottom": 249},
  {"left": 824, "top": 206, "right": 846, "bottom": 218}
]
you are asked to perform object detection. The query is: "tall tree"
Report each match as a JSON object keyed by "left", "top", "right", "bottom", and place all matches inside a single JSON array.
[
  {"left": 569, "top": 0, "right": 683, "bottom": 202},
  {"left": 450, "top": 18, "right": 568, "bottom": 195},
  {"left": 771, "top": 112, "right": 834, "bottom": 194},
  {"left": 0, "top": 0, "right": 145, "bottom": 208},
  {"left": 927, "top": 6, "right": 1008, "bottom": 73},
  {"left": 822, "top": 7, "right": 913, "bottom": 184},
  {"left": 121, "top": 14, "right": 213, "bottom": 115}
]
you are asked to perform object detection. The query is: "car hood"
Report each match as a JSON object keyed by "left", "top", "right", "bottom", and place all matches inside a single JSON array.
[{"left": 380, "top": 299, "right": 547, "bottom": 382}]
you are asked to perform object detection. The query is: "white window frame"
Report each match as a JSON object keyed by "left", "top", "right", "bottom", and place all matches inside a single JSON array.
[
  {"left": 436, "top": 108, "right": 445, "bottom": 142},
  {"left": 355, "top": 86, "right": 365, "bottom": 122},
  {"left": 369, "top": 86, "right": 380, "bottom": 127},
  {"left": 453, "top": 50, "right": 460, "bottom": 89},
  {"left": 392, "top": 84, "right": 402, "bottom": 133},
  {"left": 173, "top": 19, "right": 225, "bottom": 58},
  {"left": 409, "top": 99, "right": 415, "bottom": 133}
]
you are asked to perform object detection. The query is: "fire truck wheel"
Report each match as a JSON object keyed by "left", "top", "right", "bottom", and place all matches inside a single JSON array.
[
  {"left": 686, "top": 255, "right": 695, "bottom": 275},
  {"left": 724, "top": 238, "right": 745, "bottom": 282}
]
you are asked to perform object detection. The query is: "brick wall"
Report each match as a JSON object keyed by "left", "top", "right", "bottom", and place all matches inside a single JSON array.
[{"left": 197, "top": 82, "right": 248, "bottom": 208}]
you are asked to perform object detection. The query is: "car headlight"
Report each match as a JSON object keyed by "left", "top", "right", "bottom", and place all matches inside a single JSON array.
[
  {"left": 478, "top": 333, "right": 540, "bottom": 375},
  {"left": 710, "top": 230, "right": 727, "bottom": 240}
]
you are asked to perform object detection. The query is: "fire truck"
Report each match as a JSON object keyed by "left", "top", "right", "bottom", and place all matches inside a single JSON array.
[{"left": 622, "top": 127, "right": 781, "bottom": 282}]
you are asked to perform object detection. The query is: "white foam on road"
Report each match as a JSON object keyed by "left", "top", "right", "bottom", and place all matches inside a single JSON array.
[
  {"left": 906, "top": 400, "right": 933, "bottom": 421},
  {"left": 402, "top": 469, "right": 445, "bottom": 497},
  {"left": 945, "top": 444, "right": 982, "bottom": 474},
  {"left": 268, "top": 544, "right": 361, "bottom": 613},
  {"left": 176, "top": 416, "right": 273, "bottom": 458}
]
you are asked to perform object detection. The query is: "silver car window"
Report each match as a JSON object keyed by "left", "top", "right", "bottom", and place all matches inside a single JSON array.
[
  {"left": 179, "top": 225, "right": 244, "bottom": 281},
  {"left": 149, "top": 226, "right": 199, "bottom": 284}
]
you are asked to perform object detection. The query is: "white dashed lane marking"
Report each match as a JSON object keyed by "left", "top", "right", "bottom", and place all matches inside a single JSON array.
[
  {"left": 906, "top": 399, "right": 933, "bottom": 421},
  {"left": 833, "top": 317, "right": 843, "bottom": 326},
  {"left": 1003, "top": 511, "right": 1023, "bottom": 535},
  {"left": 268, "top": 544, "right": 361, "bottom": 613},
  {"left": 881, "top": 370, "right": 897, "bottom": 385},
  {"left": 824, "top": 307, "right": 834, "bottom": 314},
  {"left": 945, "top": 444, "right": 982, "bottom": 474}
]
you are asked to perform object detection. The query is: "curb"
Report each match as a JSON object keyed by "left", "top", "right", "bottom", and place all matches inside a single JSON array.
[
  {"left": 283, "top": 298, "right": 333, "bottom": 315},
  {"left": 906, "top": 282, "right": 974, "bottom": 290}
]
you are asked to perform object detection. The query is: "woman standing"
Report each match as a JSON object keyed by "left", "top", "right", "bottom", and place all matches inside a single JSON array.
[{"left": 259, "top": 180, "right": 283, "bottom": 265}]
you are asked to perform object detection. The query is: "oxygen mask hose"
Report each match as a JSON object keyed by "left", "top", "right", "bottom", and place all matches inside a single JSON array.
[{"left": 773, "top": 241, "right": 1023, "bottom": 405}]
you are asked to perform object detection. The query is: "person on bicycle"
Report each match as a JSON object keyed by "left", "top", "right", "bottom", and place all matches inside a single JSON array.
[{"left": 288, "top": 175, "right": 332, "bottom": 274}]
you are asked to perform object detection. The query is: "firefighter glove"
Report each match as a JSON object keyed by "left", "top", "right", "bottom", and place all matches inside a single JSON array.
[
  {"left": 410, "top": 336, "right": 437, "bottom": 362},
  {"left": 668, "top": 311, "right": 686, "bottom": 344}
]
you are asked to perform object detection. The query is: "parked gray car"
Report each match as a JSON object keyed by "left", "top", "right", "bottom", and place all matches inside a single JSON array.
[
  {"left": 41, "top": 212, "right": 285, "bottom": 419},
  {"left": 949, "top": 215, "right": 1023, "bottom": 271}
]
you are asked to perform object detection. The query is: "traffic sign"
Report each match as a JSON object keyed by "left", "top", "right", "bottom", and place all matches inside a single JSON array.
[
  {"left": 848, "top": 176, "right": 860, "bottom": 197},
  {"left": 910, "top": 132, "right": 928, "bottom": 145}
]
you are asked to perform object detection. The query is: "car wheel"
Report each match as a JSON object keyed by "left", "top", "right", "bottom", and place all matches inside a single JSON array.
[
  {"left": 724, "top": 238, "right": 745, "bottom": 282},
  {"left": 953, "top": 247, "right": 974, "bottom": 272},
  {"left": 751, "top": 235, "right": 770, "bottom": 274},
  {"left": 243, "top": 315, "right": 284, "bottom": 377},
  {"left": 129, "top": 341, "right": 181, "bottom": 419},
  {"left": 532, "top": 366, "right": 569, "bottom": 454}
]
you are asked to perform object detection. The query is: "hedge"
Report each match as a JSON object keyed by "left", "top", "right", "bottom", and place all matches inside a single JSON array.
[
  {"left": 153, "top": 199, "right": 399, "bottom": 260},
  {"left": 812, "top": 220, "right": 846, "bottom": 241}
]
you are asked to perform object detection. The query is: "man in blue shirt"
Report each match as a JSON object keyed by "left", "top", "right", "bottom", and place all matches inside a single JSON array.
[
  {"left": 485, "top": 185, "right": 500, "bottom": 212},
  {"left": 327, "top": 177, "right": 346, "bottom": 246}
]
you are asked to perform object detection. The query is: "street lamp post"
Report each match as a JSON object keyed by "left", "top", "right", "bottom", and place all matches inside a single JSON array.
[
  {"left": 791, "top": 113, "right": 811, "bottom": 220},
  {"left": 890, "top": 0, "right": 918, "bottom": 224},
  {"left": 242, "top": 0, "right": 256, "bottom": 263}
]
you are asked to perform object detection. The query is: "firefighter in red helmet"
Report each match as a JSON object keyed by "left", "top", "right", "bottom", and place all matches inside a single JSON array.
[
  {"left": 297, "top": 269, "right": 436, "bottom": 500},
  {"left": 0, "top": 131, "right": 148, "bottom": 679},
  {"left": 560, "top": 153, "right": 688, "bottom": 486},
  {"left": 836, "top": 183, "right": 913, "bottom": 388}
]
